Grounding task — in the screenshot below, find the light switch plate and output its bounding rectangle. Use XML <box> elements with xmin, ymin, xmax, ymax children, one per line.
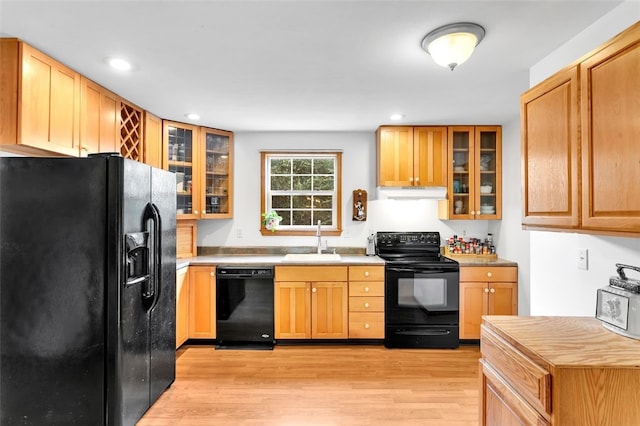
<box><xmin>577</xmin><ymin>248</ymin><xmax>588</xmax><ymax>270</ymax></box>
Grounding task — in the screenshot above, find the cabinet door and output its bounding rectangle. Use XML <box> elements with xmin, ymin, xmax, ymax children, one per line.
<box><xmin>274</xmin><ymin>281</ymin><xmax>311</xmax><ymax>339</ymax></box>
<box><xmin>143</xmin><ymin>111</ymin><xmax>163</xmax><ymax>168</ymax></box>
<box><xmin>459</xmin><ymin>281</ymin><xmax>487</xmax><ymax>340</ymax></box>
<box><xmin>376</xmin><ymin>126</ymin><xmax>414</xmax><ymax>186</ymax></box>
<box><xmin>311</xmin><ymin>282</ymin><xmax>348</xmax><ymax>339</ymax></box>
<box><xmin>80</xmin><ymin>77</ymin><xmax>119</xmax><ymax>155</ymax></box>
<box><xmin>189</xmin><ymin>266</ymin><xmax>216</xmax><ymax>338</ymax></box>
<box><xmin>488</xmin><ymin>282</ymin><xmax>518</xmax><ymax>317</ymax></box>
<box><xmin>176</xmin><ymin>267</ymin><xmax>190</xmax><ymax>348</ymax></box>
<box><xmin>413</xmin><ymin>126</ymin><xmax>448</xmax><ymax>187</ymax></box>
<box><xmin>21</xmin><ymin>43</ymin><xmax>80</xmax><ymax>156</ymax></box>
<box><xmin>164</xmin><ymin>121</ymin><xmax>200</xmax><ymax>219</ymax></box>
<box><xmin>475</xmin><ymin>126</ymin><xmax>502</xmax><ymax>220</ymax></box>
<box><xmin>448</xmin><ymin>126</ymin><xmax>476</xmax><ymax>219</ymax></box>
<box><xmin>521</xmin><ymin>67</ymin><xmax>580</xmax><ymax>229</ymax></box>
<box><xmin>581</xmin><ymin>26</ymin><xmax>640</xmax><ymax>232</ymax></box>
<box><xmin>200</xmin><ymin>128</ymin><xmax>233</xmax><ymax>218</ymax></box>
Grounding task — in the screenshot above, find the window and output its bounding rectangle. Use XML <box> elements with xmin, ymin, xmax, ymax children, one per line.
<box><xmin>261</xmin><ymin>151</ymin><xmax>342</xmax><ymax>236</ymax></box>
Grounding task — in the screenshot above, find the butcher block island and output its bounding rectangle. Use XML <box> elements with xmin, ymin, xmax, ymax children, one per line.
<box><xmin>480</xmin><ymin>316</ymin><xmax>640</xmax><ymax>426</ymax></box>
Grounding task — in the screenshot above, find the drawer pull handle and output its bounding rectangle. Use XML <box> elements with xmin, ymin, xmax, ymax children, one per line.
<box><xmin>364</xmin><ymin>302</ymin><xmax>370</xmax><ymax>308</ymax></box>
<box><xmin>487</xmin><ymin>272</ymin><xmax>493</xmax><ymax>277</ymax></box>
<box><xmin>364</xmin><ymin>323</ymin><xmax>370</xmax><ymax>329</ymax></box>
<box><xmin>364</xmin><ymin>271</ymin><xmax>370</xmax><ymax>277</ymax></box>
<box><xmin>364</xmin><ymin>287</ymin><xmax>369</xmax><ymax>292</ymax></box>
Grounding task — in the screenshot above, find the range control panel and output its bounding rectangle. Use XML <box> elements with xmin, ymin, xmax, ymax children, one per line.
<box><xmin>376</xmin><ymin>232</ymin><xmax>441</xmax><ymax>248</ymax></box>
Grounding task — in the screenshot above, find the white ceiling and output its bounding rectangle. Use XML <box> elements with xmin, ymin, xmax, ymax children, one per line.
<box><xmin>0</xmin><ymin>0</ymin><xmax>623</xmax><ymax>132</ymax></box>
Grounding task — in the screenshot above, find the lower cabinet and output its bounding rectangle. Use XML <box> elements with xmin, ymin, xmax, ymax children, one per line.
<box><xmin>189</xmin><ymin>265</ymin><xmax>216</xmax><ymax>339</ymax></box>
<box><xmin>459</xmin><ymin>265</ymin><xmax>518</xmax><ymax>340</ymax></box>
<box><xmin>348</xmin><ymin>266</ymin><xmax>385</xmax><ymax>338</ymax></box>
<box><xmin>175</xmin><ymin>266</ymin><xmax>190</xmax><ymax>348</ymax></box>
<box><xmin>480</xmin><ymin>316</ymin><xmax>640</xmax><ymax>425</ymax></box>
<box><xmin>274</xmin><ymin>266</ymin><xmax>348</xmax><ymax>339</ymax></box>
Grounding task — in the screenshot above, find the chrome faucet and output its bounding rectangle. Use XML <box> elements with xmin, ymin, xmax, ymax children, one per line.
<box><xmin>316</xmin><ymin>220</ymin><xmax>322</xmax><ymax>254</ymax></box>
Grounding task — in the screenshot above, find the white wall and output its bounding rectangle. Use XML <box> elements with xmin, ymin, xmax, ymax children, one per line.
<box><xmin>528</xmin><ymin>1</ymin><xmax>640</xmax><ymax>316</ymax></box>
<box><xmin>490</xmin><ymin>117</ymin><xmax>531</xmax><ymax>315</ymax></box>
<box><xmin>198</xmin><ymin>131</ymin><xmax>490</xmax><ymax>249</ymax></box>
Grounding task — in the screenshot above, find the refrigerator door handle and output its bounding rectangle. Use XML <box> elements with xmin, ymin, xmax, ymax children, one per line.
<box><xmin>144</xmin><ymin>202</ymin><xmax>162</xmax><ymax>311</ymax></box>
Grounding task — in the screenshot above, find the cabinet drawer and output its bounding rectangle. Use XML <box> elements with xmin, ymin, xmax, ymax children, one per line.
<box><xmin>348</xmin><ymin>266</ymin><xmax>385</xmax><ymax>282</ymax></box>
<box><xmin>349</xmin><ymin>312</ymin><xmax>384</xmax><ymax>338</ymax></box>
<box><xmin>349</xmin><ymin>296</ymin><xmax>384</xmax><ymax>312</ymax></box>
<box><xmin>480</xmin><ymin>359</ymin><xmax>550</xmax><ymax>425</ymax></box>
<box><xmin>276</xmin><ymin>266</ymin><xmax>348</xmax><ymax>282</ymax></box>
<box><xmin>461</xmin><ymin>266</ymin><xmax>517</xmax><ymax>282</ymax></box>
<box><xmin>349</xmin><ymin>281</ymin><xmax>384</xmax><ymax>296</ymax></box>
<box><xmin>481</xmin><ymin>326</ymin><xmax>551</xmax><ymax>416</ymax></box>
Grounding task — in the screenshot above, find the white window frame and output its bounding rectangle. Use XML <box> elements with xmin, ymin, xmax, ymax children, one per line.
<box><xmin>261</xmin><ymin>151</ymin><xmax>342</xmax><ymax>236</ymax></box>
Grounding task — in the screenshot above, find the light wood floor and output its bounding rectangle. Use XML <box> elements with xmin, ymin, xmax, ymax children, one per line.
<box><xmin>138</xmin><ymin>344</ymin><xmax>481</xmax><ymax>426</ymax></box>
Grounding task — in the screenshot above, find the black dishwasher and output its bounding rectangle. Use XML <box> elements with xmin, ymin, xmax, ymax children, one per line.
<box><xmin>216</xmin><ymin>266</ymin><xmax>275</xmax><ymax>349</ymax></box>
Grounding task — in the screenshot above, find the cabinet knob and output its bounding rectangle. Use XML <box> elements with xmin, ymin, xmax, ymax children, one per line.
<box><xmin>484</xmin><ymin>288</ymin><xmax>489</xmax><ymax>293</ymax></box>
<box><xmin>312</xmin><ymin>287</ymin><xmax>317</xmax><ymax>293</ymax></box>
<box><xmin>210</xmin><ymin>272</ymin><xmax>215</xmax><ymax>277</ymax></box>
<box><xmin>194</xmin><ymin>210</ymin><xmax>199</xmax><ymax>215</ymax></box>
<box><xmin>471</xmin><ymin>211</ymin><xmax>476</xmax><ymax>216</ymax></box>
<box><xmin>487</xmin><ymin>272</ymin><xmax>493</xmax><ymax>277</ymax></box>
<box><xmin>490</xmin><ymin>288</ymin><xmax>496</xmax><ymax>294</ymax></box>
<box><xmin>364</xmin><ymin>302</ymin><xmax>370</xmax><ymax>308</ymax></box>
<box><xmin>364</xmin><ymin>323</ymin><xmax>370</xmax><ymax>329</ymax></box>
<box><xmin>364</xmin><ymin>271</ymin><xmax>370</xmax><ymax>277</ymax></box>
<box><xmin>415</xmin><ymin>178</ymin><xmax>420</xmax><ymax>184</ymax></box>
<box><xmin>364</xmin><ymin>287</ymin><xmax>370</xmax><ymax>293</ymax></box>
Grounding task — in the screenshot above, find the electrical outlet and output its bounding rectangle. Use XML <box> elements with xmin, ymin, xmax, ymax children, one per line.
<box><xmin>577</xmin><ymin>248</ymin><xmax>588</xmax><ymax>270</ymax></box>
<box><xmin>236</xmin><ymin>228</ymin><xmax>243</xmax><ymax>238</ymax></box>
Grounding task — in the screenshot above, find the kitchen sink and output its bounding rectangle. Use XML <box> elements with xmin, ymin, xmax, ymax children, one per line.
<box><xmin>281</xmin><ymin>253</ymin><xmax>342</xmax><ymax>263</ymax></box>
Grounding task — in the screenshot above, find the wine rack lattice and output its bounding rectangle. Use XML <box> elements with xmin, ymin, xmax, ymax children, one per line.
<box><xmin>120</xmin><ymin>102</ymin><xmax>143</xmax><ymax>161</ymax></box>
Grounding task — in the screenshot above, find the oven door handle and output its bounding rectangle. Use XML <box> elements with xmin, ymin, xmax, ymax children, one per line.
<box><xmin>387</xmin><ymin>266</ymin><xmax>452</xmax><ymax>274</ymax></box>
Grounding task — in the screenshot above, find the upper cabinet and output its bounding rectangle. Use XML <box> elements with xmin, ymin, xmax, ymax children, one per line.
<box><xmin>521</xmin><ymin>22</ymin><xmax>640</xmax><ymax>235</ymax></box>
<box><xmin>163</xmin><ymin>121</ymin><xmax>233</xmax><ymax>220</ymax></box>
<box><xmin>0</xmin><ymin>38</ymin><xmax>81</xmax><ymax>156</ymax></box>
<box><xmin>80</xmin><ymin>76</ymin><xmax>120</xmax><ymax>156</ymax></box>
<box><xmin>376</xmin><ymin>126</ymin><xmax>447</xmax><ymax>187</ymax></box>
<box><xmin>521</xmin><ymin>67</ymin><xmax>580</xmax><ymax>229</ymax></box>
<box><xmin>439</xmin><ymin>126</ymin><xmax>502</xmax><ymax>220</ymax></box>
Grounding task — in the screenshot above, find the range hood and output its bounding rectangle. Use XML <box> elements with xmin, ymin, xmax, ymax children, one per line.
<box><xmin>376</xmin><ymin>186</ymin><xmax>448</xmax><ymax>200</ymax></box>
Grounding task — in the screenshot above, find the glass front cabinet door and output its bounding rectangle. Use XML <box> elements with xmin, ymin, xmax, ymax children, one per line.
<box><xmin>163</xmin><ymin>121</ymin><xmax>233</xmax><ymax>220</ymax></box>
<box><xmin>440</xmin><ymin>126</ymin><xmax>501</xmax><ymax>220</ymax></box>
<box><xmin>165</xmin><ymin>121</ymin><xmax>198</xmax><ymax>219</ymax></box>
<box><xmin>201</xmin><ymin>129</ymin><xmax>233</xmax><ymax>218</ymax></box>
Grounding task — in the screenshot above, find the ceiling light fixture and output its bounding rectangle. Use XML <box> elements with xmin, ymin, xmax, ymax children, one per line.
<box><xmin>421</xmin><ymin>22</ymin><xmax>485</xmax><ymax>71</ymax></box>
<box><xmin>185</xmin><ymin>113</ymin><xmax>200</xmax><ymax>120</ymax></box>
<box><xmin>107</xmin><ymin>57</ymin><xmax>132</xmax><ymax>71</ymax></box>
<box><xmin>390</xmin><ymin>113</ymin><xmax>405</xmax><ymax>121</ymax></box>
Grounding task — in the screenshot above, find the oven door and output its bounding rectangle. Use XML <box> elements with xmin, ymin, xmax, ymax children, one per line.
<box><xmin>384</xmin><ymin>264</ymin><xmax>459</xmax><ymax>348</ymax></box>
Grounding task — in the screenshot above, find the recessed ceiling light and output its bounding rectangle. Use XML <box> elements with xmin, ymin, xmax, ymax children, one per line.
<box><xmin>390</xmin><ymin>113</ymin><xmax>405</xmax><ymax>121</ymax></box>
<box><xmin>185</xmin><ymin>113</ymin><xmax>200</xmax><ymax>120</ymax></box>
<box><xmin>107</xmin><ymin>57</ymin><xmax>132</xmax><ymax>71</ymax></box>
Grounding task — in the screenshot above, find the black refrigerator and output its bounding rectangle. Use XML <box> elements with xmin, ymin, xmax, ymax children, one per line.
<box><xmin>0</xmin><ymin>154</ymin><xmax>177</xmax><ymax>426</ymax></box>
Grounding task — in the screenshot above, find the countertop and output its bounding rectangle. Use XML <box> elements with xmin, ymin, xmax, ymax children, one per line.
<box><xmin>176</xmin><ymin>253</ymin><xmax>516</xmax><ymax>269</ymax></box>
<box><xmin>446</xmin><ymin>256</ymin><xmax>518</xmax><ymax>267</ymax></box>
<box><xmin>177</xmin><ymin>254</ymin><xmax>385</xmax><ymax>269</ymax></box>
<box><xmin>482</xmin><ymin>315</ymin><xmax>640</xmax><ymax>368</ymax></box>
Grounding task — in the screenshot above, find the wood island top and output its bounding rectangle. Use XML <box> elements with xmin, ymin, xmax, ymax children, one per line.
<box><xmin>482</xmin><ymin>315</ymin><xmax>640</xmax><ymax>369</ymax></box>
